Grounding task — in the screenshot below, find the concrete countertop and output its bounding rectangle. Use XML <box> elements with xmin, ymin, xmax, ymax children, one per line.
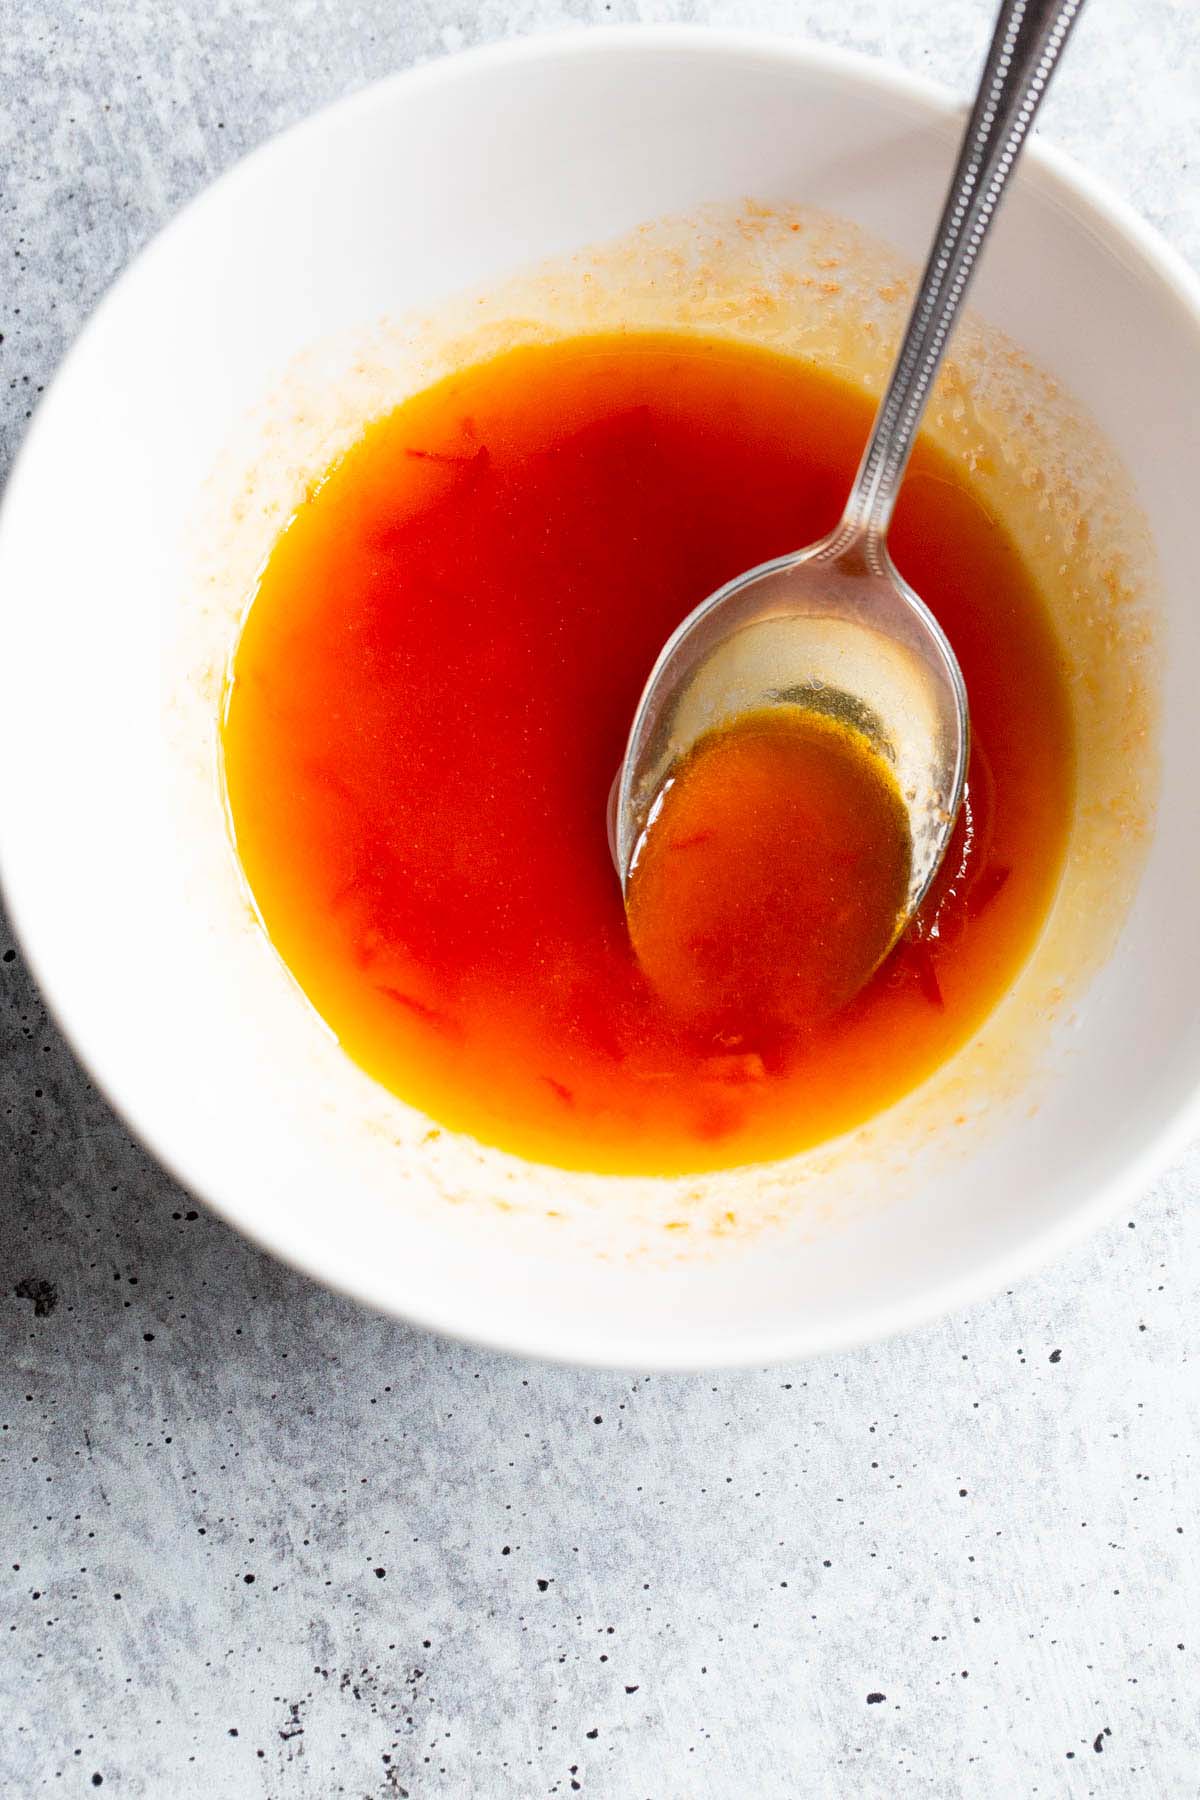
<box><xmin>2</xmin><ymin>2</ymin><xmax>1198</xmax><ymax>1793</ymax></box>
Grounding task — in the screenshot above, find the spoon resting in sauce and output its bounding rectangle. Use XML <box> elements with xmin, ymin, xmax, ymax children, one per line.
<box><xmin>615</xmin><ymin>0</ymin><xmax>1084</xmax><ymax>1019</ymax></box>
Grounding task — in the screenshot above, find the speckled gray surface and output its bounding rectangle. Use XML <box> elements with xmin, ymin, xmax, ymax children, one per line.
<box><xmin>2</xmin><ymin>1</ymin><xmax>1199</xmax><ymax>1794</ymax></box>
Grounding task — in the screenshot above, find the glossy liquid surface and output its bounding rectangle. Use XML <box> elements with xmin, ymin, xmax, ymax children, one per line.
<box><xmin>627</xmin><ymin>708</ymin><xmax>912</xmax><ymax>1033</ymax></box>
<box><xmin>223</xmin><ymin>333</ymin><xmax>1073</xmax><ymax>1174</ymax></box>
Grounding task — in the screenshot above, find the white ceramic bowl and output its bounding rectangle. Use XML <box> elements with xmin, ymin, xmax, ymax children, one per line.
<box><xmin>3</xmin><ymin>29</ymin><xmax>1199</xmax><ymax>1367</ymax></box>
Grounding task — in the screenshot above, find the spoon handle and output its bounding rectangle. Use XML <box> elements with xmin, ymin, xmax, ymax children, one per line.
<box><xmin>832</xmin><ymin>0</ymin><xmax>1085</xmax><ymax>559</ymax></box>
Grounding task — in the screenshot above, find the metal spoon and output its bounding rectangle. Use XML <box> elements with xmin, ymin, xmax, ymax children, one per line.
<box><xmin>613</xmin><ymin>0</ymin><xmax>1084</xmax><ymax>932</ymax></box>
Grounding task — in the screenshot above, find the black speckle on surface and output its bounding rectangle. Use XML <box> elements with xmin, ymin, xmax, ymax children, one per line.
<box><xmin>13</xmin><ymin>1276</ymin><xmax>58</xmax><ymax>1317</ymax></box>
<box><xmin>1095</xmin><ymin>1728</ymin><xmax>1112</xmax><ymax>1752</ymax></box>
<box><xmin>243</xmin><ymin>1573</ymin><xmax>255</xmax><ymax>1585</ymax></box>
<box><xmin>1050</xmin><ymin>1348</ymin><xmax>1062</xmax><ymax>1363</ymax></box>
<box><xmin>91</xmin><ymin>1779</ymin><xmax>102</xmax><ymax>1790</ymax></box>
<box><xmin>537</xmin><ymin>1578</ymin><xmax>552</xmax><ymax>1592</ymax></box>
<box><xmin>278</xmin><ymin>1701</ymin><xmax>305</xmax><ymax>1742</ymax></box>
<box><xmin>374</xmin><ymin>1566</ymin><xmax>386</xmax><ymax>1578</ymax></box>
<box><xmin>866</xmin><ymin>1692</ymin><xmax>886</xmax><ymax>1704</ymax></box>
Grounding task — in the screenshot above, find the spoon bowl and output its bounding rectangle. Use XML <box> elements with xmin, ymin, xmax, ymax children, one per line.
<box><xmin>615</xmin><ymin>535</ymin><xmax>969</xmax><ymax>936</ymax></box>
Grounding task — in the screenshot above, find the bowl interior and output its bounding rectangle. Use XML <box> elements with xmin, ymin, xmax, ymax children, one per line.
<box><xmin>2</xmin><ymin>32</ymin><xmax>1198</xmax><ymax>1365</ymax></box>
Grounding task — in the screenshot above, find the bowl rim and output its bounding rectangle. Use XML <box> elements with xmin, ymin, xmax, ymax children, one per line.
<box><xmin>3</xmin><ymin>23</ymin><xmax>1200</xmax><ymax>1369</ymax></box>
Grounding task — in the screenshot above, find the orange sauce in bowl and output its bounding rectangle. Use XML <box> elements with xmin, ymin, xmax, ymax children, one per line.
<box><xmin>221</xmin><ymin>332</ymin><xmax>1073</xmax><ymax>1175</ymax></box>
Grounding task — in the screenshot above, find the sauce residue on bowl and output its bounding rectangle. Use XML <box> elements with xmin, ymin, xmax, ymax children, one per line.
<box><xmin>222</xmin><ymin>331</ymin><xmax>1073</xmax><ymax>1175</ymax></box>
